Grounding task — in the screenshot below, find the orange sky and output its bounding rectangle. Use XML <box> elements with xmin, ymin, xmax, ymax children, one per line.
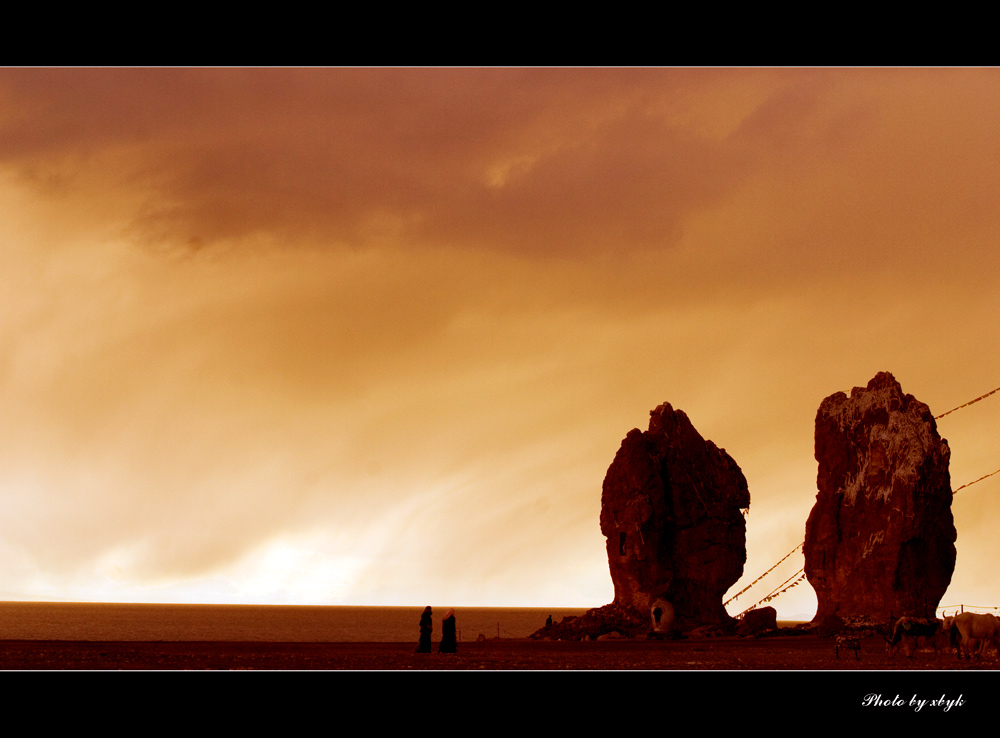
<box><xmin>1</xmin><ymin>68</ymin><xmax>998</xmax><ymax>619</ymax></box>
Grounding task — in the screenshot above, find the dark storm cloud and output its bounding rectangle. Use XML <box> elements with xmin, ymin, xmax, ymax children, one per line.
<box><xmin>0</xmin><ymin>68</ymin><xmax>845</xmax><ymax>258</ymax></box>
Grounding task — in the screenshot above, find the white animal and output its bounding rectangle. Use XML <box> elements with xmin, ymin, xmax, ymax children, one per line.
<box><xmin>942</xmin><ymin>612</ymin><xmax>1000</xmax><ymax>659</ymax></box>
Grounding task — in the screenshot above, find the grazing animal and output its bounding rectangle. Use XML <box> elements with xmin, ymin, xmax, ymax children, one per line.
<box><xmin>885</xmin><ymin>617</ymin><xmax>941</xmax><ymax>658</ymax></box>
<box><xmin>942</xmin><ymin>612</ymin><xmax>1000</xmax><ymax>660</ymax></box>
<box><xmin>836</xmin><ymin>633</ymin><xmax>860</xmax><ymax>660</ymax></box>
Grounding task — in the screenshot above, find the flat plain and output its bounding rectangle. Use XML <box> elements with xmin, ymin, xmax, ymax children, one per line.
<box><xmin>0</xmin><ymin>635</ymin><xmax>995</xmax><ymax>670</ymax></box>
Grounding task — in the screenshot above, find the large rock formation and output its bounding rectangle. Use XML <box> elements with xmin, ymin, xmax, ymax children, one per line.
<box><xmin>599</xmin><ymin>402</ymin><xmax>750</xmax><ymax>632</ymax></box>
<box><xmin>804</xmin><ymin>372</ymin><xmax>956</xmax><ymax>623</ymax></box>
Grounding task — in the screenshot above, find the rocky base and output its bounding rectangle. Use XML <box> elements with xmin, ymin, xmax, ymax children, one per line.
<box><xmin>529</xmin><ymin>602</ymin><xmax>739</xmax><ymax>641</ymax></box>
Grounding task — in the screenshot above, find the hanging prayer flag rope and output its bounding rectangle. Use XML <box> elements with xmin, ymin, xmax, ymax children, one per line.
<box><xmin>737</xmin><ymin>568</ymin><xmax>807</xmax><ymax>617</ymax></box>
<box><xmin>954</xmin><ymin>467</ymin><xmax>1000</xmax><ymax>494</ymax></box>
<box><xmin>935</xmin><ymin>384</ymin><xmax>1000</xmax><ymax>419</ymax></box>
<box><xmin>724</xmin><ymin>543</ymin><xmax>803</xmax><ymax>606</ymax></box>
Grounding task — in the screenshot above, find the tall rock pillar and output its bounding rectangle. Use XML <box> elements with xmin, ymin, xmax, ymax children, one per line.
<box><xmin>804</xmin><ymin>372</ymin><xmax>956</xmax><ymax>622</ymax></box>
<box><xmin>600</xmin><ymin>403</ymin><xmax>750</xmax><ymax>632</ymax></box>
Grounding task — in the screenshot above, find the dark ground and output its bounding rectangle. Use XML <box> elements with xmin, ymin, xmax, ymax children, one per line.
<box><xmin>0</xmin><ymin>635</ymin><xmax>996</xmax><ymax>670</ymax></box>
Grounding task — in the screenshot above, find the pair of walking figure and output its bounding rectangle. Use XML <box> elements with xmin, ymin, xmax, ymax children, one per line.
<box><xmin>416</xmin><ymin>606</ymin><xmax>456</xmax><ymax>653</ymax></box>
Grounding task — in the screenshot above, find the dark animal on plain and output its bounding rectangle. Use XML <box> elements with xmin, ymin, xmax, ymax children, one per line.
<box><xmin>885</xmin><ymin>617</ymin><xmax>940</xmax><ymax>658</ymax></box>
<box><xmin>836</xmin><ymin>633</ymin><xmax>860</xmax><ymax>660</ymax></box>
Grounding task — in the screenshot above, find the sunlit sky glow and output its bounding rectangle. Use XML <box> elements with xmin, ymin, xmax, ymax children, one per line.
<box><xmin>2</xmin><ymin>68</ymin><xmax>999</xmax><ymax>619</ymax></box>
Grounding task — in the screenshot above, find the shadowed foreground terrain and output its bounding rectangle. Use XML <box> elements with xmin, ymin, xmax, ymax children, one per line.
<box><xmin>1</xmin><ymin>636</ymin><xmax>997</xmax><ymax>670</ymax></box>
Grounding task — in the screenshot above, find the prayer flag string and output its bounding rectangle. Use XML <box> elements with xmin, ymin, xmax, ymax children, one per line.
<box><xmin>724</xmin><ymin>543</ymin><xmax>802</xmax><ymax>606</ymax></box>
<box><xmin>935</xmin><ymin>384</ymin><xmax>1000</xmax><ymax>419</ymax></box>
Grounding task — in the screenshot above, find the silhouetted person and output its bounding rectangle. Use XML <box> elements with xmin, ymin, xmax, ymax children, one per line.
<box><xmin>439</xmin><ymin>609</ymin><xmax>457</xmax><ymax>653</ymax></box>
<box><xmin>546</xmin><ymin>614</ymin><xmax>552</xmax><ymax>627</ymax></box>
<box><xmin>416</xmin><ymin>606</ymin><xmax>433</xmax><ymax>653</ymax></box>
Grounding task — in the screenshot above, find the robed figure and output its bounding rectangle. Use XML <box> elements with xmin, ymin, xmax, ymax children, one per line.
<box><xmin>438</xmin><ymin>609</ymin><xmax>457</xmax><ymax>653</ymax></box>
<box><xmin>416</xmin><ymin>606</ymin><xmax>433</xmax><ymax>653</ymax></box>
